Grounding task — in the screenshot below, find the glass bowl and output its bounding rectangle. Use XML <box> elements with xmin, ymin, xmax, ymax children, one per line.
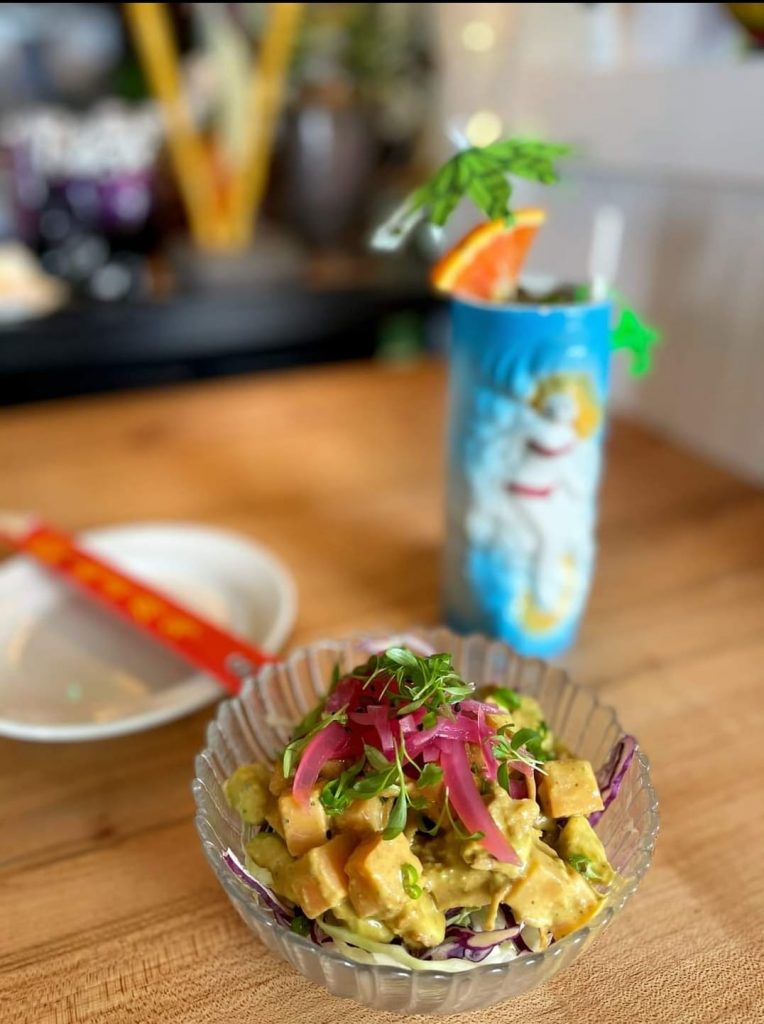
<box><xmin>193</xmin><ymin>628</ymin><xmax>659</xmax><ymax>1015</ymax></box>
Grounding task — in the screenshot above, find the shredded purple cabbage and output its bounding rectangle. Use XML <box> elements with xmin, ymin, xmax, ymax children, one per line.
<box><xmin>415</xmin><ymin>906</ymin><xmax>522</xmax><ymax>963</ymax></box>
<box><xmin>222</xmin><ymin>848</ymin><xmax>295</xmax><ymax>928</ymax></box>
<box><xmin>421</xmin><ymin>923</ymin><xmax>522</xmax><ymax>963</ymax></box>
<box><xmin>589</xmin><ymin>734</ymin><xmax>637</xmax><ymax>826</ymax></box>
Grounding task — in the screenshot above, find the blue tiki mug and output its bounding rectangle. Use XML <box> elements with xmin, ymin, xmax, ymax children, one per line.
<box><xmin>443</xmin><ymin>295</ymin><xmax>613</xmax><ymax>658</ymax></box>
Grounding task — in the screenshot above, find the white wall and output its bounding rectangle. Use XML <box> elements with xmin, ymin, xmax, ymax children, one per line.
<box><xmin>432</xmin><ymin>4</ymin><xmax>764</xmax><ymax>483</ymax></box>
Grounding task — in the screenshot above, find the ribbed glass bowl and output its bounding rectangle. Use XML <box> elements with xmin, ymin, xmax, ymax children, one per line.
<box><xmin>193</xmin><ymin>628</ymin><xmax>658</xmax><ymax>1015</ymax></box>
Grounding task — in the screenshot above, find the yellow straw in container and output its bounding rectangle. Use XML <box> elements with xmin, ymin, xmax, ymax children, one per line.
<box><xmin>226</xmin><ymin>3</ymin><xmax>304</xmax><ymax>248</ymax></box>
<box><xmin>124</xmin><ymin>2</ymin><xmax>216</xmax><ymax>247</ymax></box>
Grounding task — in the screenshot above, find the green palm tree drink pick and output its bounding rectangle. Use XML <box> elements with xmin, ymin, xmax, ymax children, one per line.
<box><xmin>373</xmin><ymin>136</ymin><xmax>660</xmax><ymax>656</ymax></box>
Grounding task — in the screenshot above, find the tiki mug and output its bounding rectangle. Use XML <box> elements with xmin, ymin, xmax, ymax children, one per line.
<box><xmin>443</xmin><ymin>296</ymin><xmax>612</xmax><ymax>658</ymax></box>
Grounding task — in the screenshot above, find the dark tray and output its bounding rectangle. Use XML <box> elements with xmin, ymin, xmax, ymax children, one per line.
<box><xmin>0</xmin><ymin>285</ymin><xmax>438</xmax><ymax>405</ymax></box>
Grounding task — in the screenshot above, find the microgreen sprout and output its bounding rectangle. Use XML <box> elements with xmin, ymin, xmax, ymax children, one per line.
<box><xmin>492</xmin><ymin>726</ymin><xmax>549</xmax><ymax>775</ymax></box>
<box><xmin>282</xmin><ymin>706</ymin><xmax>348</xmax><ymax>778</ymax></box>
<box><xmin>359</xmin><ymin>649</ymin><xmax>474</xmax><ymax>715</ymax></box>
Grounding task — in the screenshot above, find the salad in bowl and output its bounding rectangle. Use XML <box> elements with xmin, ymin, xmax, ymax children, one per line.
<box><xmin>194</xmin><ymin>630</ymin><xmax>657</xmax><ymax>1013</ymax></box>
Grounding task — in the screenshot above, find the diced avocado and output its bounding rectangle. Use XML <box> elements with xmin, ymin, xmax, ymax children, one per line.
<box><xmin>482</xmin><ymin>692</ymin><xmax>556</xmax><ymax>757</ymax></box>
<box><xmin>506</xmin><ymin>842</ymin><xmax>602</xmax><ymax>940</ymax></box>
<box><xmin>513</xmin><ymin>695</ymin><xmax>546</xmax><ymax>732</ymax></box>
<box><xmin>268</xmin><ymin>760</ymin><xmax>290</xmax><ymax>796</ymax></box>
<box><xmin>538</xmin><ymin>759</ymin><xmax>604</xmax><ymax>819</ymax></box>
<box><xmin>346</xmin><ymin>832</ymin><xmax>421</xmax><ymax>919</ymax></box>
<box><xmin>291</xmin><ymin>833</ymin><xmax>356</xmax><ymax>918</ymax></box>
<box><xmin>331</xmin><ymin>900</ymin><xmax>394</xmax><ymax>943</ymax></box>
<box><xmin>245</xmin><ymin>832</ymin><xmax>297</xmax><ymax>902</ymax></box>
<box><xmin>279</xmin><ymin>787</ymin><xmax>329</xmax><ymax>856</ymax></box>
<box><xmin>556</xmin><ymin>815</ymin><xmax>615</xmax><ymax>886</ymax></box>
<box><xmin>332</xmin><ymin>796</ymin><xmax>387</xmax><ymax>835</ymax></box>
<box><xmin>390</xmin><ymin>890</ymin><xmax>446</xmax><ymax>949</ymax></box>
<box><xmin>224</xmin><ymin>764</ymin><xmax>271</xmax><ymax>825</ymax></box>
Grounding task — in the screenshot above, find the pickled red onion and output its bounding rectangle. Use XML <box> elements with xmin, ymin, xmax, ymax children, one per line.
<box><xmin>440</xmin><ymin>741</ymin><xmax>519</xmax><ymax>864</ymax></box>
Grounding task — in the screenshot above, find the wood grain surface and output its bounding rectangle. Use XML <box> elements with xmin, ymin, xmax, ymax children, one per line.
<box><xmin>1</xmin><ymin>360</ymin><xmax>763</xmax><ymax>1024</ymax></box>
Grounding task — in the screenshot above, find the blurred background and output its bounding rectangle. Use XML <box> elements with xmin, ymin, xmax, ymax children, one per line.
<box><xmin>1</xmin><ymin>2</ymin><xmax>763</xmax><ymax>482</ymax></box>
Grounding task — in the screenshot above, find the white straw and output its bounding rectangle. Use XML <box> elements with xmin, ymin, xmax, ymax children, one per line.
<box><xmin>588</xmin><ymin>204</ymin><xmax>624</xmax><ymax>302</ymax></box>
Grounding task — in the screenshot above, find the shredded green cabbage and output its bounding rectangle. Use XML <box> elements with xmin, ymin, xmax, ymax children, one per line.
<box><xmin>318</xmin><ymin>919</ymin><xmax>489</xmax><ymax>973</ymax></box>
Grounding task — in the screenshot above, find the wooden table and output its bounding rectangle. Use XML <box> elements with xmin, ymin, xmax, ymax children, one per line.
<box><xmin>1</xmin><ymin>361</ymin><xmax>763</xmax><ymax>1024</ymax></box>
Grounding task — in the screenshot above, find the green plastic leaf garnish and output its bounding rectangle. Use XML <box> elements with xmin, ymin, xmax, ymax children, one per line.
<box><xmin>611</xmin><ymin>304</ymin><xmax>661</xmax><ymax>376</ymax></box>
<box><xmin>371</xmin><ymin>137</ymin><xmax>570</xmax><ymax>249</ymax></box>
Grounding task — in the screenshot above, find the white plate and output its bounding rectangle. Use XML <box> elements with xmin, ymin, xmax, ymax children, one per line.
<box><xmin>0</xmin><ymin>522</ymin><xmax>297</xmax><ymax>742</ymax></box>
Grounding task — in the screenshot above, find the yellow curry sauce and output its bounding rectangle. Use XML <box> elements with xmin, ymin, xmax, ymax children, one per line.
<box><xmin>224</xmin><ymin>649</ymin><xmax>615</xmax><ymax>957</ymax></box>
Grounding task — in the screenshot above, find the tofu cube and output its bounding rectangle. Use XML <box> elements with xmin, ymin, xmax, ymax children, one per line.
<box><xmin>538</xmin><ymin>759</ymin><xmax>604</xmax><ymax>819</ymax></box>
<box><xmin>291</xmin><ymin>834</ymin><xmax>356</xmax><ymax>918</ymax></box>
<box><xmin>332</xmin><ymin>796</ymin><xmax>387</xmax><ymax>835</ymax></box>
<box><xmin>507</xmin><ymin>845</ymin><xmax>601</xmax><ymax>940</ymax></box>
<box><xmin>391</xmin><ymin>891</ymin><xmax>446</xmax><ymax>949</ymax></box>
<box><xmin>346</xmin><ymin>832</ymin><xmax>421</xmax><ymax>919</ymax></box>
<box><xmin>279</xmin><ymin>786</ymin><xmax>328</xmax><ymax>856</ymax></box>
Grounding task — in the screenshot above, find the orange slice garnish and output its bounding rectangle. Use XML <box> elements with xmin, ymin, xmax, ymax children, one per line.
<box><xmin>430</xmin><ymin>208</ymin><xmax>546</xmax><ymax>302</ymax></box>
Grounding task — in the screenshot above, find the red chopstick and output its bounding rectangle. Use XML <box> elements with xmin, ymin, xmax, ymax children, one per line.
<box><xmin>0</xmin><ymin>517</ymin><xmax>278</xmax><ymax>694</ymax></box>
